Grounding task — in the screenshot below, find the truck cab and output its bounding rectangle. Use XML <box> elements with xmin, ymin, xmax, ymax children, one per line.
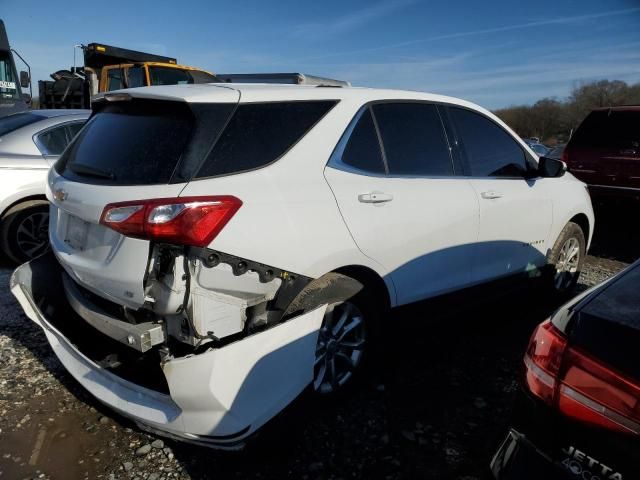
<box><xmin>38</xmin><ymin>42</ymin><xmax>219</xmax><ymax>109</ymax></box>
<box><xmin>0</xmin><ymin>19</ymin><xmax>29</xmax><ymax>117</ymax></box>
<box><xmin>101</xmin><ymin>61</ymin><xmax>218</xmax><ymax>92</ymax></box>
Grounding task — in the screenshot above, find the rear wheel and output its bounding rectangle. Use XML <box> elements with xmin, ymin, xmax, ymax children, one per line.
<box><xmin>546</xmin><ymin>222</ymin><xmax>586</xmax><ymax>296</ymax></box>
<box><xmin>313</xmin><ymin>301</ymin><xmax>367</xmax><ymax>394</ymax></box>
<box><xmin>0</xmin><ymin>200</ymin><xmax>50</xmax><ymax>265</ymax></box>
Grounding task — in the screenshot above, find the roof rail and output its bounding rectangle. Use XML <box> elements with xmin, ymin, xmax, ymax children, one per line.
<box><xmin>216</xmin><ymin>73</ymin><xmax>350</xmax><ymax>87</ymax></box>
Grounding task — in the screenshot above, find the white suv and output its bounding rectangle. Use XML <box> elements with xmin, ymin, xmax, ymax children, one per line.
<box><xmin>12</xmin><ymin>84</ymin><xmax>594</xmax><ymax>448</ymax></box>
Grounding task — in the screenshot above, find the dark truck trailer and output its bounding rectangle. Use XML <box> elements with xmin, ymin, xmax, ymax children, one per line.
<box><xmin>0</xmin><ymin>19</ymin><xmax>29</xmax><ymax>117</ymax></box>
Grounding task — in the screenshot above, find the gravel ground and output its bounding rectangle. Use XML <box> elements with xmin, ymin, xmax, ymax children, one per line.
<box><xmin>0</xmin><ymin>253</ymin><xmax>630</xmax><ymax>480</ymax></box>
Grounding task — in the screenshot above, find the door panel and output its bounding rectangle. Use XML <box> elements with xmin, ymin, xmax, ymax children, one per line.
<box><xmin>445</xmin><ymin>106</ymin><xmax>554</xmax><ymax>282</ymax></box>
<box><xmin>325</xmin><ymin>168</ymin><xmax>479</xmax><ymax>304</ymax></box>
<box><xmin>325</xmin><ymin>103</ymin><xmax>480</xmax><ymax>304</ymax></box>
<box><xmin>467</xmin><ymin>178</ymin><xmax>552</xmax><ymax>282</ymax></box>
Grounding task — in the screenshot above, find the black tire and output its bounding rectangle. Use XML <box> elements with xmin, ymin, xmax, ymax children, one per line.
<box><xmin>545</xmin><ymin>221</ymin><xmax>586</xmax><ymax>297</ymax></box>
<box><xmin>312</xmin><ymin>274</ymin><xmax>381</xmax><ymax>396</ymax></box>
<box><xmin>0</xmin><ymin>200</ymin><xmax>51</xmax><ymax>265</ymax></box>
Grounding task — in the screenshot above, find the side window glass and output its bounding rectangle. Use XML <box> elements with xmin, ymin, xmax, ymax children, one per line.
<box><xmin>36</xmin><ymin>125</ymin><xmax>70</xmax><ymax>155</ymax></box>
<box><xmin>340</xmin><ymin>108</ymin><xmax>386</xmax><ymax>174</ymax></box>
<box><xmin>149</xmin><ymin>67</ymin><xmax>192</xmax><ymax>86</ymax></box>
<box><xmin>372</xmin><ymin>103</ymin><xmax>453</xmax><ymax>176</ymax></box>
<box><xmin>450</xmin><ymin>107</ymin><xmax>528</xmax><ymax>177</ymax></box>
<box><xmin>66</xmin><ymin>122</ymin><xmax>84</xmax><ymax>141</ymax></box>
<box><xmin>127</xmin><ymin>66</ymin><xmax>146</xmax><ymax>88</ymax></box>
<box><xmin>107</xmin><ymin>68</ymin><xmax>124</xmax><ymax>91</ymax></box>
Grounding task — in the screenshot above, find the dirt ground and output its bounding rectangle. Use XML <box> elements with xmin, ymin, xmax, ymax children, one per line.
<box><xmin>0</xmin><ymin>203</ymin><xmax>637</xmax><ymax>480</ymax></box>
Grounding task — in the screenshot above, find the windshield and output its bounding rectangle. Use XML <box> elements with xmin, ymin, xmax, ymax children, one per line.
<box><xmin>148</xmin><ymin>66</ymin><xmax>219</xmax><ymax>86</ymax></box>
<box><xmin>0</xmin><ymin>50</ymin><xmax>21</xmax><ymax>101</ymax></box>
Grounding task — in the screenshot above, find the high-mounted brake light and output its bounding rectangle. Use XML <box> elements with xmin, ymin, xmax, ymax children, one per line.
<box><xmin>99</xmin><ymin>196</ymin><xmax>242</xmax><ymax>247</ymax></box>
<box><xmin>524</xmin><ymin>319</ymin><xmax>640</xmax><ymax>435</ymax></box>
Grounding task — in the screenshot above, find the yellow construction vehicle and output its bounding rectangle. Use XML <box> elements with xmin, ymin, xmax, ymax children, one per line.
<box><xmin>40</xmin><ymin>43</ymin><xmax>218</xmax><ymax>109</ymax></box>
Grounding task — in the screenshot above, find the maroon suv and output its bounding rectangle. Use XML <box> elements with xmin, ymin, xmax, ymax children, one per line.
<box><xmin>563</xmin><ymin>106</ymin><xmax>640</xmax><ymax>201</ymax></box>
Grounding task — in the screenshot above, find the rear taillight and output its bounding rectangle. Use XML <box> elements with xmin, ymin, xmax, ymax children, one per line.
<box><xmin>100</xmin><ymin>196</ymin><xmax>242</xmax><ymax>247</ymax></box>
<box><xmin>561</xmin><ymin>148</ymin><xmax>569</xmax><ymax>164</ymax></box>
<box><xmin>524</xmin><ymin>319</ymin><xmax>640</xmax><ymax>435</ymax></box>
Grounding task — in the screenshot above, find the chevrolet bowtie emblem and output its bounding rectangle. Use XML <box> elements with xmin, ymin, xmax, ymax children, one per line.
<box><xmin>53</xmin><ymin>188</ymin><xmax>68</xmax><ymax>202</ymax></box>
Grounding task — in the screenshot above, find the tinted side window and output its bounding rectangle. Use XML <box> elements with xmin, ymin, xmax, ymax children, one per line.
<box><xmin>572</xmin><ymin>110</ymin><xmax>640</xmax><ymax>149</ymax></box>
<box><xmin>66</xmin><ymin>122</ymin><xmax>84</xmax><ymax>139</ymax></box>
<box><xmin>127</xmin><ymin>66</ymin><xmax>146</xmax><ymax>88</ymax></box>
<box><xmin>450</xmin><ymin>107</ymin><xmax>527</xmax><ymax>177</ymax></box>
<box><xmin>373</xmin><ymin>103</ymin><xmax>452</xmax><ymax>176</ymax></box>
<box><xmin>340</xmin><ymin>108</ymin><xmax>385</xmax><ymax>174</ymax></box>
<box><xmin>149</xmin><ymin>67</ymin><xmax>192</xmax><ymax>85</ymax></box>
<box><xmin>107</xmin><ymin>68</ymin><xmax>124</xmax><ymax>91</ymax></box>
<box><xmin>197</xmin><ymin>101</ymin><xmax>336</xmax><ymax>178</ymax></box>
<box><xmin>37</xmin><ymin>125</ymin><xmax>69</xmax><ymax>155</ymax></box>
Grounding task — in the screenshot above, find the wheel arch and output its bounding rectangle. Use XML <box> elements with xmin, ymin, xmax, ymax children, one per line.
<box><xmin>332</xmin><ymin>264</ymin><xmax>392</xmax><ymax>312</ymax></box>
<box><xmin>568</xmin><ymin>213</ymin><xmax>590</xmax><ymax>245</ymax></box>
<box><xmin>1</xmin><ymin>194</ymin><xmax>48</xmax><ymax>220</ymax></box>
<box><xmin>281</xmin><ymin>264</ymin><xmax>392</xmax><ymax>321</ymax></box>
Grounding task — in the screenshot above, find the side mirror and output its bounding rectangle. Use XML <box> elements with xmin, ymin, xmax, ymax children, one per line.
<box><xmin>538</xmin><ymin>156</ymin><xmax>567</xmax><ymax>178</ymax></box>
<box><xmin>22</xmin><ymin>93</ymin><xmax>31</xmax><ymax>105</ymax></box>
<box><xmin>20</xmin><ymin>70</ymin><xmax>30</xmax><ymax>88</ymax></box>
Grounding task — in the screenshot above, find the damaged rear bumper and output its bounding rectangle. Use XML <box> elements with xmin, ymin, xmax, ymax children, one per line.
<box><xmin>10</xmin><ymin>252</ymin><xmax>326</xmax><ymax>449</ymax></box>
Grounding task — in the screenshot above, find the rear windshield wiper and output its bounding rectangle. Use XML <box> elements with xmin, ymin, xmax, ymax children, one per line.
<box><xmin>67</xmin><ymin>163</ymin><xmax>115</xmax><ymax>180</ymax></box>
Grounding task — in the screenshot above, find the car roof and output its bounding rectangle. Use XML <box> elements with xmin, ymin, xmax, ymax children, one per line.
<box><xmin>103</xmin><ymin>83</ymin><xmax>486</xmax><ymax>112</ymax></box>
<box><xmin>580</xmin><ymin>259</ymin><xmax>640</xmax><ymax>330</ymax></box>
<box><xmin>592</xmin><ymin>105</ymin><xmax>640</xmax><ymax>112</ymax></box>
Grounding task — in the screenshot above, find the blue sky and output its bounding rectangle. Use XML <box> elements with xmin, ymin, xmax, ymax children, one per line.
<box><xmin>3</xmin><ymin>0</ymin><xmax>640</xmax><ymax>108</ymax></box>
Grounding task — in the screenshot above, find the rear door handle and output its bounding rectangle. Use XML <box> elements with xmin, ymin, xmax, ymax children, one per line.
<box><xmin>358</xmin><ymin>192</ymin><xmax>394</xmax><ymax>204</ymax></box>
<box><xmin>480</xmin><ymin>190</ymin><xmax>503</xmax><ymax>199</ymax></box>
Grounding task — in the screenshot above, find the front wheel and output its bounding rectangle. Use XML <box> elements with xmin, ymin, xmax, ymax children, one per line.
<box><xmin>546</xmin><ymin>222</ymin><xmax>586</xmax><ymax>296</ymax></box>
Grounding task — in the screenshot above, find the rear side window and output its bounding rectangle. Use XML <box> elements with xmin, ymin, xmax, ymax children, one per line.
<box><xmin>450</xmin><ymin>107</ymin><xmax>528</xmax><ymax>177</ymax></box>
<box><xmin>340</xmin><ymin>108</ymin><xmax>386</xmax><ymax>174</ymax></box>
<box><xmin>56</xmin><ymin>100</ymin><xmax>195</xmax><ymax>185</ymax></box>
<box><xmin>36</xmin><ymin>125</ymin><xmax>70</xmax><ymax>155</ymax></box>
<box><xmin>372</xmin><ymin>103</ymin><xmax>453</xmax><ymax>176</ymax></box>
<box><xmin>196</xmin><ymin>101</ymin><xmax>336</xmax><ymax>178</ymax></box>
<box><xmin>571</xmin><ymin>110</ymin><xmax>640</xmax><ymax>149</ymax></box>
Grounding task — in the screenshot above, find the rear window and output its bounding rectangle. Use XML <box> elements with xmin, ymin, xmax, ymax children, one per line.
<box><xmin>571</xmin><ymin>109</ymin><xmax>640</xmax><ymax>149</ymax></box>
<box><xmin>196</xmin><ymin>101</ymin><xmax>337</xmax><ymax>178</ymax></box>
<box><xmin>0</xmin><ymin>112</ymin><xmax>43</xmax><ymax>137</ymax></box>
<box><xmin>56</xmin><ymin>99</ymin><xmax>197</xmax><ymax>185</ymax></box>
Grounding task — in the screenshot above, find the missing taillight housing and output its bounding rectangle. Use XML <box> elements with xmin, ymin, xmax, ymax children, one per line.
<box><xmin>99</xmin><ymin>196</ymin><xmax>242</xmax><ymax>247</ymax></box>
<box><xmin>524</xmin><ymin>319</ymin><xmax>640</xmax><ymax>435</ymax></box>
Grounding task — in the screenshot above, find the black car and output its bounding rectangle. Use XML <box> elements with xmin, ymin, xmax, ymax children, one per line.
<box><xmin>491</xmin><ymin>260</ymin><xmax>640</xmax><ymax>480</ymax></box>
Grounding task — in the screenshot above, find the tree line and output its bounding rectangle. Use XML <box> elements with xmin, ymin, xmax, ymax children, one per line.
<box><xmin>494</xmin><ymin>80</ymin><xmax>640</xmax><ymax>145</ymax></box>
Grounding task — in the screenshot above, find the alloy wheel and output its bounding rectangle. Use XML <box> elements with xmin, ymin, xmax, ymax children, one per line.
<box><xmin>554</xmin><ymin>236</ymin><xmax>580</xmax><ymax>291</ymax></box>
<box><xmin>15</xmin><ymin>211</ymin><xmax>50</xmax><ymax>260</ymax></box>
<box><xmin>313</xmin><ymin>301</ymin><xmax>366</xmax><ymax>394</ymax></box>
